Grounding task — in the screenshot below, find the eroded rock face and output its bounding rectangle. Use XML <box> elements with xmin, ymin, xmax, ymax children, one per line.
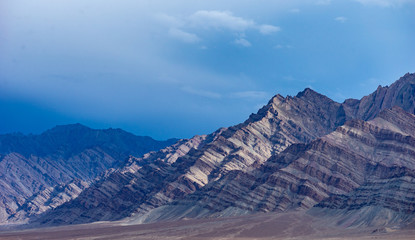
<box><xmin>29</xmin><ymin>134</ymin><xmax>209</xmax><ymax>225</ymax></box>
<box><xmin>0</xmin><ymin>124</ymin><xmax>177</xmax><ymax>224</ymax></box>
<box><xmin>33</xmin><ymin>88</ymin><xmax>348</xmax><ymax>225</ymax></box>
<box><xmin>138</xmin><ymin>107</ymin><xmax>414</xmax><ymax>225</ymax></box>
<box><xmin>30</xmin><ymin>73</ymin><xmax>415</xmax><ymax>227</ymax></box>
<box><xmin>312</xmin><ymin>109</ymin><xmax>415</xmax><ymax>227</ymax></box>
<box><xmin>8</xmin><ymin>179</ymin><xmax>91</xmax><ymax>224</ymax></box>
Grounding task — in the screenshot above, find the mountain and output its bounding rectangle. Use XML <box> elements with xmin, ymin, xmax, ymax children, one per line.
<box><xmin>311</xmin><ymin>108</ymin><xmax>415</xmax><ymax>227</ymax></box>
<box><xmin>0</xmin><ymin>124</ymin><xmax>177</xmax><ymax>224</ymax></box>
<box><xmin>135</xmin><ymin>107</ymin><xmax>415</xmax><ymax>227</ymax></box>
<box><xmin>16</xmin><ymin>71</ymin><xmax>415</xmax><ymax>229</ymax></box>
<box><xmin>31</xmin><ymin>73</ymin><xmax>415</xmax><ymax>227</ymax></box>
<box><xmin>31</xmin><ymin>84</ymin><xmax>354</xmax><ymax>225</ymax></box>
<box><xmin>342</xmin><ymin>72</ymin><xmax>415</xmax><ymax>120</ymax></box>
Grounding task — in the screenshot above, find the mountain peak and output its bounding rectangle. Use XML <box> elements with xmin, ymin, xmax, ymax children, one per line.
<box><xmin>383</xmin><ymin>72</ymin><xmax>415</xmax><ymax>91</ymax></box>
<box><xmin>295</xmin><ymin>87</ymin><xmax>329</xmax><ymax>100</ymax></box>
<box><xmin>341</xmin><ymin>72</ymin><xmax>415</xmax><ymax>120</ymax></box>
<box><xmin>46</xmin><ymin>123</ymin><xmax>91</xmax><ymax>134</ymax></box>
<box><xmin>402</xmin><ymin>72</ymin><xmax>415</xmax><ymax>79</ymax></box>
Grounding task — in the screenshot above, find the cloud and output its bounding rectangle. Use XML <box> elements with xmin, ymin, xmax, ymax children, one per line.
<box><xmin>234</xmin><ymin>38</ymin><xmax>252</xmax><ymax>47</ymax></box>
<box><xmin>353</xmin><ymin>0</ymin><xmax>415</xmax><ymax>7</ymax></box>
<box><xmin>334</xmin><ymin>16</ymin><xmax>347</xmax><ymax>23</ymax></box>
<box><xmin>168</xmin><ymin>28</ymin><xmax>200</xmax><ymax>43</ymax></box>
<box><xmin>161</xmin><ymin>10</ymin><xmax>280</xmax><ymax>45</ymax></box>
<box><xmin>181</xmin><ymin>86</ymin><xmax>221</xmax><ymax>99</ymax></box>
<box><xmin>290</xmin><ymin>8</ymin><xmax>301</xmax><ymax>13</ymax></box>
<box><xmin>187</xmin><ymin>10</ymin><xmax>279</xmax><ymax>35</ymax></box>
<box><xmin>258</xmin><ymin>24</ymin><xmax>281</xmax><ymax>35</ymax></box>
<box><xmin>189</xmin><ymin>10</ymin><xmax>255</xmax><ymax>32</ymax></box>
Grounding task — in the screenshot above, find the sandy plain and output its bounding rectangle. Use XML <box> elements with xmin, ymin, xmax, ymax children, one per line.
<box><xmin>0</xmin><ymin>211</ymin><xmax>414</xmax><ymax>240</ymax></box>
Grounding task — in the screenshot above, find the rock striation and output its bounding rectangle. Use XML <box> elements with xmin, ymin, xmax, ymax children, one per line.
<box><xmin>0</xmin><ymin>124</ymin><xmax>176</xmax><ymax>224</ymax></box>
<box><xmin>136</xmin><ymin>107</ymin><xmax>415</xmax><ymax>226</ymax></box>
<box><xmin>32</xmin><ymin>86</ymin><xmax>354</xmax><ymax>225</ymax></box>
<box><xmin>27</xmin><ymin>73</ymin><xmax>415</xmax><ymax>227</ymax></box>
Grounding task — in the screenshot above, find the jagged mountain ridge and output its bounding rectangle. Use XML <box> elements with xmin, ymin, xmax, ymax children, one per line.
<box><xmin>135</xmin><ymin>107</ymin><xmax>415</xmax><ymax>227</ymax></box>
<box><xmin>31</xmin><ymin>73</ymin><xmax>415</xmax><ymax>227</ymax></box>
<box><xmin>342</xmin><ymin>72</ymin><xmax>415</xmax><ymax>120</ymax></box>
<box><xmin>0</xmin><ymin>123</ymin><xmax>177</xmax><ymax>160</ymax></box>
<box><xmin>31</xmin><ymin>84</ymin><xmax>355</xmax><ymax>225</ymax></box>
<box><xmin>24</xmin><ymin>74</ymin><xmax>415</xmax><ymax>228</ymax></box>
<box><xmin>0</xmin><ymin>124</ymin><xmax>177</xmax><ymax>223</ymax></box>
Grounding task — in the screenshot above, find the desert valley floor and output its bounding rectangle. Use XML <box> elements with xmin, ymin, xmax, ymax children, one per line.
<box><xmin>1</xmin><ymin>211</ymin><xmax>414</xmax><ymax>240</ymax></box>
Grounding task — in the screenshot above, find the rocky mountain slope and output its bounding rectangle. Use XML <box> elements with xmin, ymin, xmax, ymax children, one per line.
<box><xmin>0</xmin><ymin>124</ymin><xmax>176</xmax><ymax>224</ymax></box>
<box><xmin>31</xmin><ymin>73</ymin><xmax>415</xmax><ymax>227</ymax></box>
<box><xmin>31</xmin><ymin>85</ymin><xmax>355</xmax><ymax>225</ymax></box>
<box><xmin>134</xmin><ymin>107</ymin><xmax>415</xmax><ymax>227</ymax></box>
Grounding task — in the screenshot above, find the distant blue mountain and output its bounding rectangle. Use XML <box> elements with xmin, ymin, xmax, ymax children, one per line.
<box><xmin>0</xmin><ymin>124</ymin><xmax>177</xmax><ymax>223</ymax></box>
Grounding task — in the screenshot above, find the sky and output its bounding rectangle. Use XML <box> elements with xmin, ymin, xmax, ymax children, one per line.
<box><xmin>1</xmin><ymin>0</ymin><xmax>414</xmax><ymax>140</ymax></box>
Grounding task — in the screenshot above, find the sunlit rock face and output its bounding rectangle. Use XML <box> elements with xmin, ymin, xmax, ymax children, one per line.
<box><xmin>142</xmin><ymin>107</ymin><xmax>414</xmax><ymax>227</ymax></box>
<box><xmin>32</xmin><ymin>85</ymin><xmax>349</xmax><ymax>225</ymax></box>
<box><xmin>24</xmin><ymin>73</ymin><xmax>415</xmax><ymax>228</ymax></box>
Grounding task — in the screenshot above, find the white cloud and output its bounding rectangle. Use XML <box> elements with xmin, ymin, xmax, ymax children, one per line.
<box><xmin>168</xmin><ymin>28</ymin><xmax>200</xmax><ymax>43</ymax></box>
<box><xmin>234</xmin><ymin>38</ymin><xmax>252</xmax><ymax>47</ymax></box>
<box><xmin>189</xmin><ymin>10</ymin><xmax>255</xmax><ymax>31</ymax></box>
<box><xmin>187</xmin><ymin>10</ymin><xmax>280</xmax><ymax>35</ymax></box>
<box><xmin>258</xmin><ymin>24</ymin><xmax>281</xmax><ymax>35</ymax></box>
<box><xmin>334</xmin><ymin>16</ymin><xmax>347</xmax><ymax>23</ymax></box>
<box><xmin>161</xmin><ymin>10</ymin><xmax>280</xmax><ymax>46</ymax></box>
<box><xmin>290</xmin><ymin>8</ymin><xmax>301</xmax><ymax>13</ymax></box>
<box><xmin>354</xmin><ymin>0</ymin><xmax>415</xmax><ymax>7</ymax></box>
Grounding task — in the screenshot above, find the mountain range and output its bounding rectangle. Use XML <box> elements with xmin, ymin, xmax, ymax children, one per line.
<box><xmin>0</xmin><ymin>125</ymin><xmax>177</xmax><ymax>224</ymax></box>
<box><xmin>1</xmin><ymin>72</ymin><xmax>414</xmax><ymax>230</ymax></box>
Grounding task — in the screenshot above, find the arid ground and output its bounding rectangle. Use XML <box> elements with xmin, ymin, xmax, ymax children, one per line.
<box><xmin>1</xmin><ymin>211</ymin><xmax>414</xmax><ymax>240</ymax></box>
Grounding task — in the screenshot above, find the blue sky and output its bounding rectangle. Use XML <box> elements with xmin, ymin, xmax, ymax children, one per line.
<box><xmin>1</xmin><ymin>0</ymin><xmax>414</xmax><ymax>139</ymax></box>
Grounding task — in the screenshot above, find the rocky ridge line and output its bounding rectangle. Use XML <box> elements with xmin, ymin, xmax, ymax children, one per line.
<box><xmin>31</xmin><ymin>73</ymin><xmax>415</xmax><ymax>227</ymax></box>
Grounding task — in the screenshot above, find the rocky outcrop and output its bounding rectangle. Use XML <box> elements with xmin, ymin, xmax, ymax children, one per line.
<box><xmin>0</xmin><ymin>124</ymin><xmax>177</xmax><ymax>224</ymax></box>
